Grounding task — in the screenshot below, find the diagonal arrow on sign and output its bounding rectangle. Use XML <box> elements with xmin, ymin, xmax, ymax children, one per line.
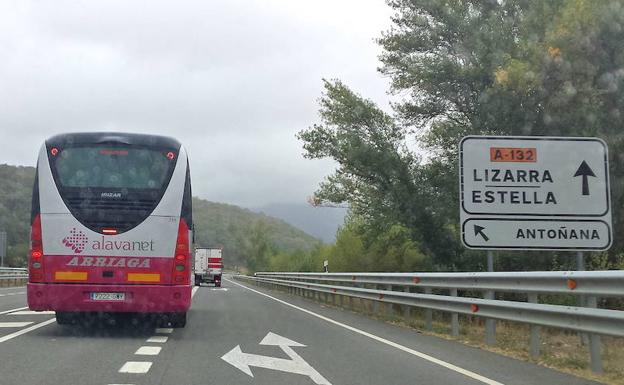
<box><xmin>221</xmin><ymin>332</ymin><xmax>332</xmax><ymax>385</ymax></box>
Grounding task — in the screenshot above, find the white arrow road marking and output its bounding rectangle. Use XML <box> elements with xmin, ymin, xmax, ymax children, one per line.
<box><xmin>227</xmin><ymin>278</ymin><xmax>504</xmax><ymax>385</ymax></box>
<box><xmin>0</xmin><ymin>306</ymin><xmax>28</xmax><ymax>315</ymax></box>
<box><xmin>221</xmin><ymin>332</ymin><xmax>331</xmax><ymax>385</ymax></box>
<box><xmin>10</xmin><ymin>310</ymin><xmax>55</xmax><ymax>315</ymax></box>
<box><xmin>0</xmin><ymin>322</ymin><xmax>33</xmax><ymax>328</ymax></box>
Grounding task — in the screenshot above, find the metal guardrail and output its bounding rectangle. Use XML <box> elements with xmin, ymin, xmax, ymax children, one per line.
<box><xmin>238</xmin><ymin>270</ymin><xmax>624</xmax><ymax>374</ymax></box>
<box><xmin>0</xmin><ymin>267</ymin><xmax>28</xmax><ymax>283</ymax></box>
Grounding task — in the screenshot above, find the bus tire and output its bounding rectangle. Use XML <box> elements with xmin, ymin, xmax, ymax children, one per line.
<box><xmin>171</xmin><ymin>312</ymin><xmax>186</xmax><ymax>328</ymax></box>
<box><xmin>55</xmin><ymin>311</ymin><xmax>74</xmax><ymax>325</ymax></box>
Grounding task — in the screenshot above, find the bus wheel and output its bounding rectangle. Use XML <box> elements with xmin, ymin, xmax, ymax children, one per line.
<box><xmin>55</xmin><ymin>312</ymin><xmax>74</xmax><ymax>325</ymax></box>
<box><xmin>170</xmin><ymin>312</ymin><xmax>186</xmax><ymax>328</ymax></box>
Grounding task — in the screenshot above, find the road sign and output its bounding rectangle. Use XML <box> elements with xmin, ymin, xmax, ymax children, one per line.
<box><xmin>460</xmin><ymin>136</ymin><xmax>612</xmax><ymax>250</ymax></box>
<box><xmin>221</xmin><ymin>332</ymin><xmax>331</xmax><ymax>384</ymax></box>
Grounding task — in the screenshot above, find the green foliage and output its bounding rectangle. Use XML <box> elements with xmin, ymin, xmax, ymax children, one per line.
<box><xmin>0</xmin><ymin>164</ymin><xmax>320</xmax><ymax>269</ymax></box>
<box><xmin>295</xmin><ymin>0</ymin><xmax>624</xmax><ymax>272</ymax></box>
<box><xmin>297</xmin><ymin>80</ymin><xmax>454</xmax><ymax>264</ymax></box>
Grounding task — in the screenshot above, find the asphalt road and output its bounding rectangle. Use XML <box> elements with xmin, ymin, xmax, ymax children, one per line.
<box><xmin>0</xmin><ymin>277</ymin><xmax>600</xmax><ymax>385</ymax></box>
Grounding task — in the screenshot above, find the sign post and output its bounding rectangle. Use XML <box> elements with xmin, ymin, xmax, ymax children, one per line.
<box><xmin>459</xmin><ymin>136</ymin><xmax>612</xmax><ymax>357</ymax></box>
<box><xmin>0</xmin><ymin>231</ymin><xmax>6</xmax><ymax>267</ymax></box>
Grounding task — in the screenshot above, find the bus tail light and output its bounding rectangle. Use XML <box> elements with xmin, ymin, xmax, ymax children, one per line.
<box><xmin>29</xmin><ymin>214</ymin><xmax>45</xmax><ymax>283</ymax></box>
<box><xmin>172</xmin><ymin>218</ymin><xmax>190</xmax><ymax>285</ymax></box>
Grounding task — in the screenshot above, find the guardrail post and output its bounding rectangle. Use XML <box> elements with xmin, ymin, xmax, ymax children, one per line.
<box><xmin>424</xmin><ymin>287</ymin><xmax>432</xmax><ymax>331</ymax></box>
<box><xmin>528</xmin><ymin>293</ymin><xmax>540</xmax><ymax>358</ymax></box>
<box><xmin>485</xmin><ymin>251</ymin><xmax>496</xmax><ymax>346</ymax></box>
<box><xmin>373</xmin><ymin>285</ymin><xmax>380</xmax><ymax>315</ymax></box>
<box><xmin>450</xmin><ymin>288</ymin><xmax>459</xmax><ymax>337</ymax></box>
<box><xmin>386</xmin><ymin>285</ymin><xmax>393</xmax><ymax>316</ymax></box>
<box><xmin>587</xmin><ymin>296</ymin><xmax>603</xmax><ymax>374</ymax></box>
<box><xmin>484</xmin><ymin>290</ymin><xmax>496</xmax><ymax>346</ymax></box>
<box><xmin>403</xmin><ymin>286</ymin><xmax>411</xmax><ymax>320</ymax></box>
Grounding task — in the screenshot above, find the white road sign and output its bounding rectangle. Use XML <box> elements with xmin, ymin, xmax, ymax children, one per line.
<box><xmin>460</xmin><ymin>136</ymin><xmax>612</xmax><ymax>250</ymax></box>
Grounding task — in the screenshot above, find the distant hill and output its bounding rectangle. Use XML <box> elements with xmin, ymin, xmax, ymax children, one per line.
<box><xmin>0</xmin><ymin>164</ymin><xmax>320</xmax><ymax>268</ymax></box>
<box><xmin>253</xmin><ymin>203</ymin><xmax>347</xmax><ymax>242</ymax></box>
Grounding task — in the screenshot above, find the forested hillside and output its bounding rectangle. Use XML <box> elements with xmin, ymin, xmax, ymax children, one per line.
<box><xmin>0</xmin><ymin>164</ymin><xmax>320</xmax><ymax>269</ymax></box>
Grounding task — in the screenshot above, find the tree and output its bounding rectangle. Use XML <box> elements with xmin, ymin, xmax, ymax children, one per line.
<box><xmin>378</xmin><ymin>0</ymin><xmax>624</xmax><ymax>262</ymax></box>
<box><xmin>298</xmin><ymin>80</ymin><xmax>455</xmax><ymax>264</ymax></box>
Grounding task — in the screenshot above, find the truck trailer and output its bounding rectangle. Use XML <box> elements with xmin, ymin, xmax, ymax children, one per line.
<box><xmin>194</xmin><ymin>248</ymin><xmax>223</xmax><ymax>287</ymax></box>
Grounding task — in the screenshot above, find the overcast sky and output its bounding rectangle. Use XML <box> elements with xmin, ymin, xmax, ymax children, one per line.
<box><xmin>0</xmin><ymin>0</ymin><xmax>393</xmax><ymax>207</ymax></box>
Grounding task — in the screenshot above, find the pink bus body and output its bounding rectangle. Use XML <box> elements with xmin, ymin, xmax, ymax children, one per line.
<box><xmin>27</xmin><ymin>133</ymin><xmax>193</xmax><ymax>327</ymax></box>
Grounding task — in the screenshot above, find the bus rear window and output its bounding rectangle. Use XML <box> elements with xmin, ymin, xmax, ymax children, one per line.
<box><xmin>52</xmin><ymin>146</ymin><xmax>175</xmax><ymax>189</ymax></box>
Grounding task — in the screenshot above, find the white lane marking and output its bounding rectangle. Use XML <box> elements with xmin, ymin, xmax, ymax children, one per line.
<box><xmin>226</xmin><ymin>278</ymin><xmax>504</xmax><ymax>385</ymax></box>
<box><xmin>135</xmin><ymin>346</ymin><xmax>162</xmax><ymax>356</ymax></box>
<box><xmin>0</xmin><ymin>306</ymin><xmax>28</xmax><ymax>315</ymax></box>
<box><xmin>222</xmin><ymin>332</ymin><xmax>331</xmax><ymax>384</ymax></box>
<box><xmin>155</xmin><ymin>327</ymin><xmax>173</xmax><ymax>334</ymax></box>
<box><xmin>146</xmin><ymin>336</ymin><xmax>168</xmax><ymax>343</ymax></box>
<box><xmin>108</xmin><ymin>384</ymin><xmax>135</xmax><ymax>385</ymax></box>
<box><xmin>191</xmin><ymin>286</ymin><xmax>199</xmax><ymax>298</ymax></box>
<box><xmin>0</xmin><ymin>286</ymin><xmax>26</xmax><ymax>292</ymax></box>
<box><xmin>4</xmin><ymin>292</ymin><xmax>26</xmax><ymax>296</ymax></box>
<box><xmin>211</xmin><ymin>288</ymin><xmax>228</xmax><ymax>291</ymax></box>
<box><xmin>10</xmin><ymin>310</ymin><xmax>55</xmax><ymax>315</ymax></box>
<box><xmin>0</xmin><ymin>322</ymin><xmax>33</xmax><ymax>328</ymax></box>
<box><xmin>118</xmin><ymin>361</ymin><xmax>152</xmax><ymax>374</ymax></box>
<box><xmin>0</xmin><ymin>318</ymin><xmax>56</xmax><ymax>344</ymax></box>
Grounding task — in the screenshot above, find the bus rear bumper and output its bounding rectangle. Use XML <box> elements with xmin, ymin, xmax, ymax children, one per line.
<box><xmin>27</xmin><ymin>283</ymin><xmax>192</xmax><ymax>313</ymax></box>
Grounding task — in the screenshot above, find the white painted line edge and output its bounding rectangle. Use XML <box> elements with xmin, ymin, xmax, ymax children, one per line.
<box><xmin>191</xmin><ymin>285</ymin><xmax>199</xmax><ymax>298</ymax></box>
<box><xmin>146</xmin><ymin>336</ymin><xmax>168</xmax><ymax>343</ymax></box>
<box><xmin>135</xmin><ymin>346</ymin><xmax>162</xmax><ymax>356</ymax></box>
<box><xmin>118</xmin><ymin>361</ymin><xmax>153</xmax><ymax>374</ymax></box>
<box><xmin>0</xmin><ymin>318</ymin><xmax>56</xmax><ymax>344</ymax></box>
<box><xmin>10</xmin><ymin>310</ymin><xmax>55</xmax><ymax>315</ymax></box>
<box><xmin>155</xmin><ymin>327</ymin><xmax>173</xmax><ymax>334</ymax></box>
<box><xmin>226</xmin><ymin>278</ymin><xmax>504</xmax><ymax>385</ymax></box>
<box><xmin>0</xmin><ymin>306</ymin><xmax>28</xmax><ymax>315</ymax></box>
<box><xmin>0</xmin><ymin>322</ymin><xmax>34</xmax><ymax>328</ymax></box>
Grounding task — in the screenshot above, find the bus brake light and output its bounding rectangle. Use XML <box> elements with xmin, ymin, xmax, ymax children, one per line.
<box><xmin>172</xmin><ymin>219</ymin><xmax>190</xmax><ymax>285</ymax></box>
<box><xmin>102</xmin><ymin>228</ymin><xmax>118</xmax><ymax>235</ymax></box>
<box><xmin>29</xmin><ymin>214</ymin><xmax>45</xmax><ymax>283</ymax></box>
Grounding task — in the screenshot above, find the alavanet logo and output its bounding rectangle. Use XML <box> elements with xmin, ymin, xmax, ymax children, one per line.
<box><xmin>61</xmin><ymin>229</ymin><xmax>155</xmax><ymax>254</ymax></box>
<box><xmin>62</xmin><ymin>228</ymin><xmax>88</xmax><ymax>253</ymax></box>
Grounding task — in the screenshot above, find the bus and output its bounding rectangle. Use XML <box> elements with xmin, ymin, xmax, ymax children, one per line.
<box><xmin>27</xmin><ymin>132</ymin><xmax>193</xmax><ymax>327</ymax></box>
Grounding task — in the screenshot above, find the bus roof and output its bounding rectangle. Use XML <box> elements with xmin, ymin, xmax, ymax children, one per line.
<box><xmin>45</xmin><ymin>132</ymin><xmax>181</xmax><ymax>149</ymax></box>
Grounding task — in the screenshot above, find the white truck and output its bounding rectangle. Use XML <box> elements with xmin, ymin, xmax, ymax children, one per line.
<box><xmin>194</xmin><ymin>247</ymin><xmax>223</xmax><ymax>287</ymax></box>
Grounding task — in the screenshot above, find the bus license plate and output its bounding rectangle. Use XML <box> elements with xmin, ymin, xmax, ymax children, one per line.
<box><xmin>90</xmin><ymin>292</ymin><xmax>125</xmax><ymax>301</ymax></box>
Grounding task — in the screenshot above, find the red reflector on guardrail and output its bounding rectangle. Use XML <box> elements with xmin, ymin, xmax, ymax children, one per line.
<box><xmin>567</xmin><ymin>279</ymin><xmax>577</xmax><ymax>290</ymax></box>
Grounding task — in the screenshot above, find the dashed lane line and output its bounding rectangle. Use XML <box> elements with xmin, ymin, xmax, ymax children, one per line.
<box><xmin>118</xmin><ymin>361</ymin><xmax>153</xmax><ymax>374</ymax></box>
<box><xmin>226</xmin><ymin>278</ymin><xmax>505</xmax><ymax>385</ymax></box>
<box><xmin>191</xmin><ymin>285</ymin><xmax>199</xmax><ymax>298</ymax></box>
<box><xmin>0</xmin><ymin>306</ymin><xmax>28</xmax><ymax>315</ymax></box>
<box><xmin>155</xmin><ymin>328</ymin><xmax>173</xmax><ymax>334</ymax></box>
<box><xmin>0</xmin><ymin>318</ymin><xmax>56</xmax><ymax>344</ymax></box>
<box><xmin>0</xmin><ymin>322</ymin><xmax>33</xmax><ymax>328</ymax></box>
<box><xmin>0</xmin><ymin>291</ymin><xmax>26</xmax><ymax>297</ymax></box>
<box><xmin>146</xmin><ymin>336</ymin><xmax>168</xmax><ymax>343</ymax></box>
<box><xmin>135</xmin><ymin>346</ymin><xmax>162</xmax><ymax>356</ymax></box>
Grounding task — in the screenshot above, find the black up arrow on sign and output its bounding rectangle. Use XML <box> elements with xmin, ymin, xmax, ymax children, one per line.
<box><xmin>474</xmin><ymin>225</ymin><xmax>489</xmax><ymax>242</ymax></box>
<box><xmin>573</xmin><ymin>161</ymin><xmax>596</xmax><ymax>196</ymax></box>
